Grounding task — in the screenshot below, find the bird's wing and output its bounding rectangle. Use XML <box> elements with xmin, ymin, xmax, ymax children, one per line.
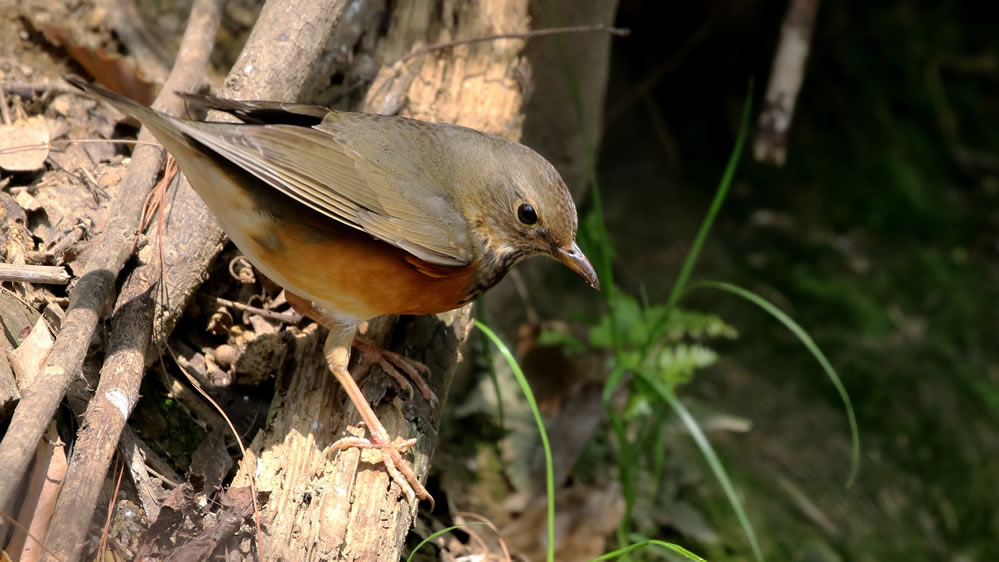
<box><xmin>171</xmin><ymin>118</ymin><xmax>473</xmax><ymax>266</ymax></box>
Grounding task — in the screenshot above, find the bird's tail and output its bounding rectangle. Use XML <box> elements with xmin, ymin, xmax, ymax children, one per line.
<box><xmin>62</xmin><ymin>75</ymin><xmax>192</xmax><ymax>152</ymax></box>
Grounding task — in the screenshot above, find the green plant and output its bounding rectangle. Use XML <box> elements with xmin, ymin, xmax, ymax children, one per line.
<box><xmin>406</xmin><ymin>522</ymin><xmax>488</xmax><ymax>562</ymax></box>
<box><xmin>476</xmin><ymin>321</ymin><xmax>705</xmax><ymax>562</ymax></box>
<box><xmin>548</xmin><ymin>81</ymin><xmax>858</xmax><ymax>561</ymax></box>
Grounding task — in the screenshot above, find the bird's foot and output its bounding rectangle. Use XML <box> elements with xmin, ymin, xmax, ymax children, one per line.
<box><xmin>352</xmin><ymin>335</ymin><xmax>438</xmax><ymax>405</ymax></box>
<box><xmin>331</xmin><ymin>431</ymin><xmax>433</xmax><ymax>509</ymax></box>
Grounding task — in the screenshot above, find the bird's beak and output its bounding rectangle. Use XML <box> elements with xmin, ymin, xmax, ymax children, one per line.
<box><xmin>556</xmin><ymin>241</ymin><xmax>600</xmax><ymax>290</ymax></box>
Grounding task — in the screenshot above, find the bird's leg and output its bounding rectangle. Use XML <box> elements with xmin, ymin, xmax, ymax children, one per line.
<box><xmin>352</xmin><ymin>335</ymin><xmax>438</xmax><ymax>405</ymax></box>
<box><xmin>285</xmin><ymin>290</ymin><xmax>436</xmax><ymax>404</ymax></box>
<box><xmin>324</xmin><ymin>326</ymin><xmax>433</xmax><ymax>507</ymax></box>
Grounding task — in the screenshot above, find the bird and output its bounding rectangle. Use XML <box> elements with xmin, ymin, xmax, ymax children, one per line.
<box><xmin>65</xmin><ymin>75</ymin><xmax>599</xmax><ymax>506</ymax></box>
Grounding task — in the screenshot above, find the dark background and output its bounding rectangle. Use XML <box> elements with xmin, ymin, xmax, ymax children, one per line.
<box><xmin>589</xmin><ymin>0</ymin><xmax>999</xmax><ymax>559</ymax></box>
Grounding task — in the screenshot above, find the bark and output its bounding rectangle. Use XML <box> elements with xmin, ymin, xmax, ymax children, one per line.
<box><xmin>228</xmin><ymin>1</ymin><xmax>531</xmax><ymax>558</ymax></box>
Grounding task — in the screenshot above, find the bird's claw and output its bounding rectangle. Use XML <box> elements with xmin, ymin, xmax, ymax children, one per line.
<box><xmin>331</xmin><ymin>432</ymin><xmax>433</xmax><ymax>509</ymax></box>
<box><xmin>352</xmin><ymin>336</ymin><xmax>438</xmax><ymax>405</ymax></box>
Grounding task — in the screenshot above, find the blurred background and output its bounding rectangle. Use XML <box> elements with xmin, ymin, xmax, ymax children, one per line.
<box><xmin>569</xmin><ymin>1</ymin><xmax>999</xmax><ymax>560</ymax></box>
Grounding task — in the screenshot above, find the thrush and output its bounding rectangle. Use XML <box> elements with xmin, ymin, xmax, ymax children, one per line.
<box><xmin>66</xmin><ymin>76</ymin><xmax>599</xmax><ymax>506</ymax></box>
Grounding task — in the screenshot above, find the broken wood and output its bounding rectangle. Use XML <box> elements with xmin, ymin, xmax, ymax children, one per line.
<box><xmin>5</xmin><ymin>423</ymin><xmax>67</xmax><ymax>562</ymax></box>
<box><xmin>0</xmin><ymin>263</ymin><xmax>70</xmax><ymax>285</ymax></box>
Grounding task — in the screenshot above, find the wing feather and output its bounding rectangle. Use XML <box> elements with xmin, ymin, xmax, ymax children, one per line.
<box><xmin>171</xmin><ymin>118</ymin><xmax>472</xmax><ymax>266</ymax></box>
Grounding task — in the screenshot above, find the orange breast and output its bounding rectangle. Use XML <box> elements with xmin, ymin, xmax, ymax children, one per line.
<box><xmin>241</xmin><ymin>214</ymin><xmax>475</xmax><ymax>321</ymax></box>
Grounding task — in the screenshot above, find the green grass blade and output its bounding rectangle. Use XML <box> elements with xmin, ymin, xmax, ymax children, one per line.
<box><xmin>603</xmin><ymin>365</ymin><xmax>628</xmax><ymax>403</ymax></box>
<box><xmin>645</xmin><ymin>374</ymin><xmax>765</xmax><ymax>562</ymax></box>
<box><xmin>476</xmin><ymin>304</ymin><xmax>505</xmax><ymax>431</ymax></box>
<box><xmin>406</xmin><ymin>522</ymin><xmax>488</xmax><ymax>562</ymax></box>
<box><xmin>475</xmin><ymin>320</ymin><xmax>556</xmax><ymax>562</ymax></box>
<box><xmin>688</xmin><ymin>280</ymin><xmax>861</xmax><ymax>487</ymax></box>
<box><xmin>646</xmin><ymin>79</ymin><xmax>754</xmax><ymax>351</ymax></box>
<box><xmin>591</xmin><ymin>539</ymin><xmax>707</xmax><ymax>561</ymax></box>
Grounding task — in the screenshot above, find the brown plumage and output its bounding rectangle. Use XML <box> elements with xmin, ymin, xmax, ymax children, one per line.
<box><xmin>66</xmin><ymin>76</ymin><xmax>598</xmax><ymax>506</ymax></box>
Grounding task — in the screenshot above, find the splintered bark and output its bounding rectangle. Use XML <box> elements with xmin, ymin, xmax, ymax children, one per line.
<box><xmin>228</xmin><ymin>1</ymin><xmax>531</xmax><ymax>559</ymax></box>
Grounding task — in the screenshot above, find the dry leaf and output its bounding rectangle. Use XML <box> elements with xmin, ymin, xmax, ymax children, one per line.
<box><xmin>7</xmin><ymin>423</ymin><xmax>68</xmax><ymax>562</ymax></box>
<box><xmin>0</xmin><ymin>116</ymin><xmax>50</xmax><ymax>172</ymax></box>
<box><xmin>502</xmin><ymin>483</ymin><xmax>625</xmax><ymax>561</ymax></box>
<box><xmin>10</xmin><ymin>316</ymin><xmax>55</xmax><ymax>392</ymax></box>
<box><xmin>38</xmin><ymin>23</ymin><xmax>156</xmax><ymax>105</ymax></box>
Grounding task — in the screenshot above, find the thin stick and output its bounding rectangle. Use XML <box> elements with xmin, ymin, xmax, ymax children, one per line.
<box><xmin>96</xmin><ymin>460</ymin><xmax>124</xmax><ymax>561</ymax></box>
<box><xmin>754</xmin><ymin>0</ymin><xmax>821</xmax><ymax>165</ymax></box>
<box><xmin>0</xmin><ymin>511</ymin><xmax>63</xmax><ymax>562</ymax></box>
<box><xmin>0</xmin><ymin>138</ymin><xmax>162</xmax><ymax>157</ymax></box>
<box><xmin>454</xmin><ymin>511</ymin><xmax>512</xmax><ymax>562</ymax></box>
<box><xmin>0</xmin><ymin>264</ymin><xmax>71</xmax><ymax>285</ymax></box>
<box><xmin>398</xmin><ymin>23</ymin><xmax>630</xmax><ymax>63</ymax></box>
<box><xmin>207</xmin><ymin>294</ymin><xmax>303</xmax><ymax>324</ymax></box>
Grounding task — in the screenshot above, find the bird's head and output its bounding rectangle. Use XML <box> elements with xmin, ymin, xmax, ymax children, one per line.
<box><xmin>459</xmin><ymin>136</ymin><xmax>600</xmax><ymax>293</ymax></box>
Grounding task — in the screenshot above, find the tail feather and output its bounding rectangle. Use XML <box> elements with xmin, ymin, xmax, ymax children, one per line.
<box><xmin>63</xmin><ymin>74</ymin><xmax>195</xmax><ymax>152</ymax></box>
<box><xmin>62</xmin><ymin>75</ymin><xmax>275</xmax><ymax>249</ymax></box>
<box><xmin>64</xmin><ymin>75</ymin><xmax>162</xmax><ymax>124</ymax></box>
<box><xmin>175</xmin><ymin>93</ymin><xmax>329</xmax><ymax>126</ymax></box>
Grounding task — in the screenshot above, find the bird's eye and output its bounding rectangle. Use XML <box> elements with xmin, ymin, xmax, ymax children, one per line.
<box><xmin>517</xmin><ymin>203</ymin><xmax>538</xmax><ymax>225</ymax></box>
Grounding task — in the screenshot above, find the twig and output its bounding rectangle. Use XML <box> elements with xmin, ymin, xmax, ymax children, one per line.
<box><xmin>926</xmin><ymin>53</ymin><xmax>999</xmax><ymax>176</ymax></box>
<box><xmin>25</xmin><ymin>221</ymin><xmax>87</xmax><ymax>265</ymax></box>
<box><xmin>0</xmin><ymin>512</ymin><xmax>62</xmax><ymax>562</ymax></box>
<box><xmin>754</xmin><ymin>0</ymin><xmax>821</xmax><ymax>165</ymax></box>
<box><xmin>0</xmin><ymin>87</ymin><xmax>11</xmax><ymax>125</ymax></box>
<box><xmin>605</xmin><ymin>20</ymin><xmax>712</xmax><ymax>122</ymax></box>
<box><xmin>640</xmin><ymin>90</ymin><xmax>683</xmax><ymax>170</ymax></box>
<box><xmin>398</xmin><ymin>23</ymin><xmax>630</xmax><ymax>63</ymax></box>
<box><xmin>0</xmin><ymin>264</ymin><xmax>71</xmax><ymax>285</ymax></box>
<box><xmin>206</xmin><ymin>294</ymin><xmax>303</xmax><ymax>324</ymax></box>
<box><xmin>455</xmin><ymin>511</ymin><xmax>512</xmax><ymax>562</ymax></box>
<box><xmin>38</xmin><ymin>1</ymin><xmax>226</xmax><ymax>559</ymax></box>
<box><xmin>0</xmin><ymin>139</ymin><xmax>161</xmax><ymax>160</ymax></box>
<box><xmin>96</xmin><ymin>461</ymin><xmax>125</xmax><ymax>561</ymax></box>
<box><xmin>508</xmin><ymin>269</ymin><xmax>538</xmax><ymax>326</ymax></box>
